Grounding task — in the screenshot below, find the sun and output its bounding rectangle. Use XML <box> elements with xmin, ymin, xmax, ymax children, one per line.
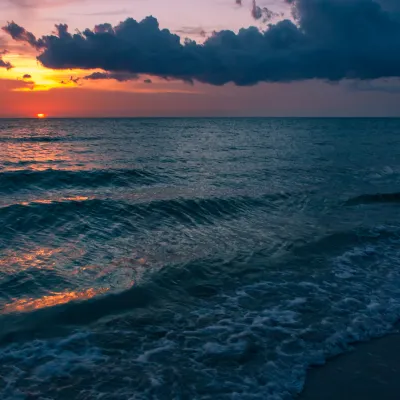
<box><xmin>37</xmin><ymin>113</ymin><xmax>46</xmax><ymax>118</ymax></box>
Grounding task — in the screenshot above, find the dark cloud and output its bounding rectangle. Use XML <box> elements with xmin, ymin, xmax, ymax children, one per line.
<box><xmin>143</xmin><ymin>79</ymin><xmax>152</xmax><ymax>84</ymax></box>
<box><xmin>22</xmin><ymin>73</ymin><xmax>31</xmax><ymax>79</ymax></box>
<box><xmin>4</xmin><ymin>0</ymin><xmax>400</xmax><ymax>85</ymax></box>
<box><xmin>84</xmin><ymin>71</ymin><xmax>139</xmax><ymax>82</ymax></box>
<box><xmin>251</xmin><ymin>0</ymin><xmax>263</xmax><ymax>19</ymax></box>
<box><xmin>251</xmin><ymin>0</ymin><xmax>283</xmax><ymax>22</ymax></box>
<box><xmin>2</xmin><ymin>21</ymin><xmax>43</xmax><ymax>48</ymax></box>
<box><xmin>0</xmin><ymin>58</ymin><xmax>12</xmax><ymax>69</ymax></box>
<box><xmin>346</xmin><ymin>78</ymin><xmax>400</xmax><ymax>93</ymax></box>
<box><xmin>0</xmin><ymin>38</ymin><xmax>11</xmax><ymax>69</ymax></box>
<box><xmin>371</xmin><ymin>0</ymin><xmax>400</xmax><ymax>13</ymax></box>
<box><xmin>236</xmin><ymin>0</ymin><xmax>283</xmax><ymax>21</ymax></box>
<box><xmin>60</xmin><ymin>75</ymin><xmax>81</xmax><ymax>85</ymax></box>
<box><xmin>175</xmin><ymin>27</ymin><xmax>207</xmax><ymax>38</ymax></box>
<box><xmin>0</xmin><ymin>47</ymin><xmax>12</xmax><ymax>69</ymax></box>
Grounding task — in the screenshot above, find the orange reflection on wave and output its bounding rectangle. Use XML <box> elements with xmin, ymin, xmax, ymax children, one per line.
<box><xmin>0</xmin><ymin>247</ymin><xmax>62</xmax><ymax>272</ymax></box>
<box><xmin>63</xmin><ymin>196</ymin><xmax>91</xmax><ymax>202</ymax></box>
<box><xmin>20</xmin><ymin>196</ymin><xmax>92</xmax><ymax>206</ymax></box>
<box><xmin>3</xmin><ymin>287</ymin><xmax>109</xmax><ymax>314</ymax></box>
<box><xmin>20</xmin><ymin>199</ymin><xmax>53</xmax><ymax>206</ymax></box>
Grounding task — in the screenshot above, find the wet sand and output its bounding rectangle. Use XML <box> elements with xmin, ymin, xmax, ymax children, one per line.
<box><xmin>300</xmin><ymin>333</ymin><xmax>400</xmax><ymax>400</ymax></box>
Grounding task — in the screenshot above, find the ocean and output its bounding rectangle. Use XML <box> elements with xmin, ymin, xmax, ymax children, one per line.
<box><xmin>0</xmin><ymin>117</ymin><xmax>399</xmax><ymax>399</ymax></box>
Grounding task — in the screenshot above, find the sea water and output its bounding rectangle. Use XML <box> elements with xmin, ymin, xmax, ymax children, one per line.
<box><xmin>1</xmin><ymin>117</ymin><xmax>400</xmax><ymax>399</ymax></box>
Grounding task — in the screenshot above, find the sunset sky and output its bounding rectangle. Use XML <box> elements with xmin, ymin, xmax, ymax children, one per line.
<box><xmin>1</xmin><ymin>0</ymin><xmax>400</xmax><ymax>117</ymax></box>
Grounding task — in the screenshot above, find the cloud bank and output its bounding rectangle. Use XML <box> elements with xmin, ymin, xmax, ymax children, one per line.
<box><xmin>3</xmin><ymin>0</ymin><xmax>400</xmax><ymax>85</ymax></box>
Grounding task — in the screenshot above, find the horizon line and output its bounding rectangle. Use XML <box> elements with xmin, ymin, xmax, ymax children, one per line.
<box><xmin>1</xmin><ymin>116</ymin><xmax>400</xmax><ymax>119</ymax></box>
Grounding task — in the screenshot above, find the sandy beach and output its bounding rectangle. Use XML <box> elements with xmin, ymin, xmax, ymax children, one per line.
<box><xmin>300</xmin><ymin>332</ymin><xmax>400</xmax><ymax>400</ymax></box>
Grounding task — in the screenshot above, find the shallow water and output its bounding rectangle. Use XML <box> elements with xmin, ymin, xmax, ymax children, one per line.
<box><xmin>1</xmin><ymin>117</ymin><xmax>400</xmax><ymax>399</ymax></box>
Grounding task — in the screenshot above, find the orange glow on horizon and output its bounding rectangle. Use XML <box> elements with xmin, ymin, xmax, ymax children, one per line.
<box><xmin>0</xmin><ymin>48</ymin><xmax>203</xmax><ymax>117</ymax></box>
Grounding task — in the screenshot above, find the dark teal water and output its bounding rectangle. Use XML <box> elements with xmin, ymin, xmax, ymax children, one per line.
<box><xmin>1</xmin><ymin>118</ymin><xmax>400</xmax><ymax>399</ymax></box>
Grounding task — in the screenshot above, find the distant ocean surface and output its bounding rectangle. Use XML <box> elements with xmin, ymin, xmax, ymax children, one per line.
<box><xmin>1</xmin><ymin>118</ymin><xmax>400</xmax><ymax>400</ymax></box>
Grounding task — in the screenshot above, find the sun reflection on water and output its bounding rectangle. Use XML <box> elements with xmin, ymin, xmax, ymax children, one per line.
<box><xmin>3</xmin><ymin>287</ymin><xmax>109</xmax><ymax>314</ymax></box>
<box><xmin>0</xmin><ymin>247</ymin><xmax>62</xmax><ymax>273</ymax></box>
<box><xmin>19</xmin><ymin>196</ymin><xmax>93</xmax><ymax>206</ymax></box>
<box><xmin>2</xmin><ymin>141</ymin><xmax>75</xmax><ymax>171</ymax></box>
<box><xmin>0</xmin><ymin>123</ymin><xmax>99</xmax><ymax>172</ymax></box>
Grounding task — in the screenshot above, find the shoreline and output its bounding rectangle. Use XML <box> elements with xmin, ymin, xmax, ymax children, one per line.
<box><xmin>299</xmin><ymin>330</ymin><xmax>400</xmax><ymax>400</ymax></box>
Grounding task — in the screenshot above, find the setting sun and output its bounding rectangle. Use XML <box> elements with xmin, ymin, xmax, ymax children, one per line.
<box><xmin>37</xmin><ymin>113</ymin><xmax>46</xmax><ymax>118</ymax></box>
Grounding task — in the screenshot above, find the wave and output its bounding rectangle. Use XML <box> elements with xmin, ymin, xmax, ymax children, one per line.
<box><xmin>0</xmin><ymin>136</ymin><xmax>99</xmax><ymax>143</ymax></box>
<box><xmin>0</xmin><ymin>168</ymin><xmax>163</xmax><ymax>193</ymax></box>
<box><xmin>1</xmin><ymin>223</ymin><xmax>400</xmax><ymax>400</ymax></box>
<box><xmin>291</xmin><ymin>226</ymin><xmax>400</xmax><ymax>258</ymax></box>
<box><xmin>346</xmin><ymin>192</ymin><xmax>400</xmax><ymax>206</ymax></box>
<box><xmin>2</xmin><ymin>247</ymin><xmax>400</xmax><ymax>400</ymax></box>
<box><xmin>1</xmin><ymin>224</ymin><xmax>399</xmax><ymax>343</ymax></box>
<box><xmin>0</xmin><ymin>247</ymin><xmax>253</xmax><ymax>342</ymax></box>
<box><xmin>0</xmin><ymin>193</ymin><xmax>293</xmax><ymax>240</ymax></box>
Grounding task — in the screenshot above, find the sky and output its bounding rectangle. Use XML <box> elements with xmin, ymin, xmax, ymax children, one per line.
<box><xmin>1</xmin><ymin>0</ymin><xmax>400</xmax><ymax>117</ymax></box>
